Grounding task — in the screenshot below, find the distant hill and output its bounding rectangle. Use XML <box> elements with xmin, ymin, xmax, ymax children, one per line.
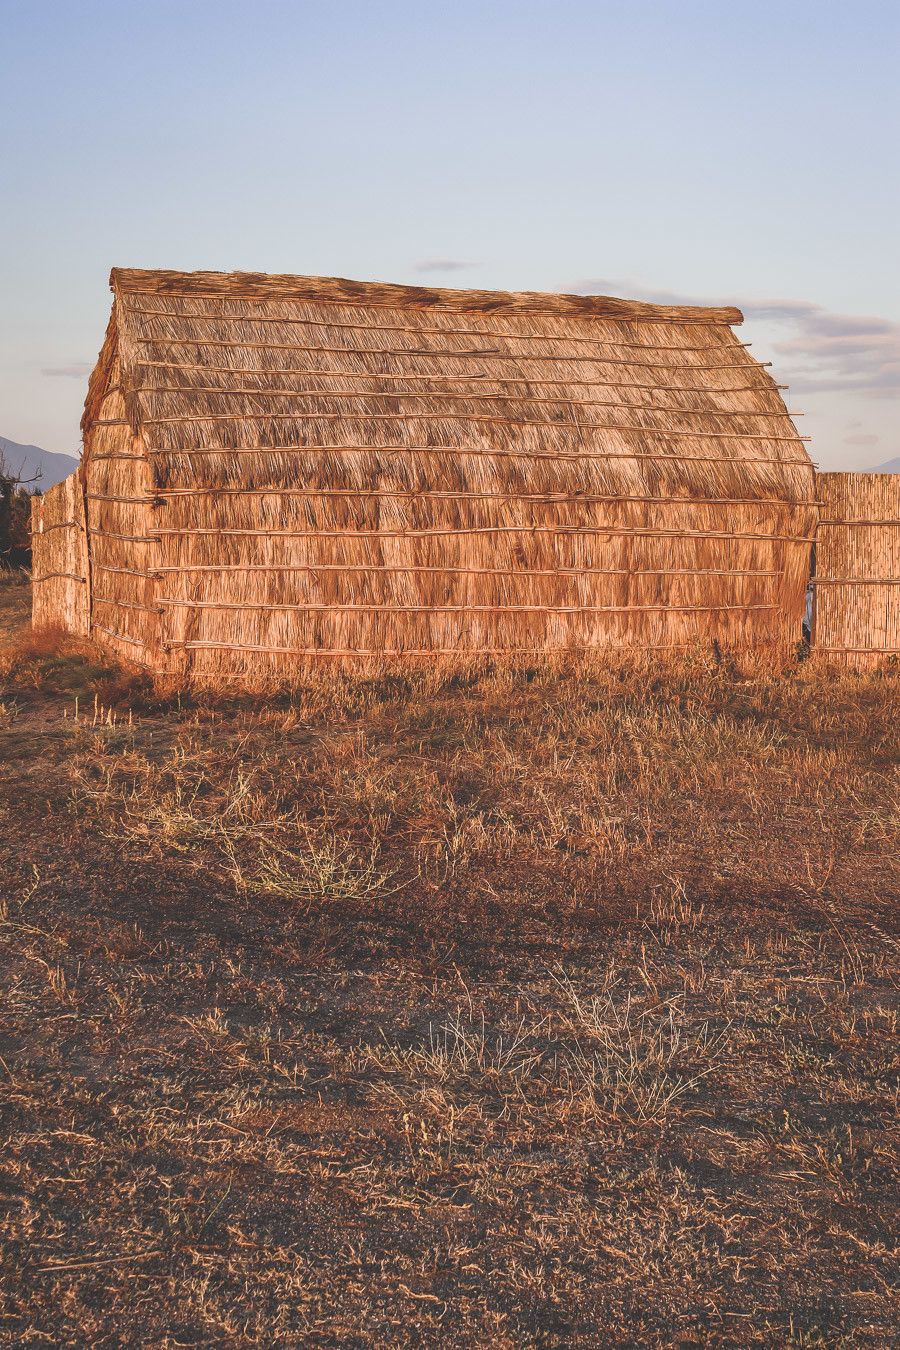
<box><xmin>0</xmin><ymin>437</ymin><xmax>79</xmax><ymax>490</ymax></box>
<box><xmin>865</xmin><ymin>456</ymin><xmax>900</xmax><ymax>473</ymax></box>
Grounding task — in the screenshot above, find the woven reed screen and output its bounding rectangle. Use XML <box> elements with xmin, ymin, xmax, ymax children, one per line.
<box><xmin>30</xmin><ymin>472</ymin><xmax>90</xmax><ymax>636</ymax></box>
<box><xmin>813</xmin><ymin>472</ymin><xmax>900</xmax><ymax>666</ymax></box>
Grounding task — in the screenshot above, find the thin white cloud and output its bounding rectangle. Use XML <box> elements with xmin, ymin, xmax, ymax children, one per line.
<box><xmin>42</xmin><ymin>363</ymin><xmax>93</xmax><ymax>378</ymax></box>
<box><xmin>843</xmin><ymin>433</ymin><xmax>879</xmax><ymax>446</ymax></box>
<box><xmin>571</xmin><ymin>277</ymin><xmax>900</xmax><ymax>399</ymax></box>
<box><xmin>414</xmin><ymin>258</ymin><xmax>474</xmax><ymax>274</ymax></box>
<box><xmin>572</xmin><ymin>277</ymin><xmax>696</xmax><ymax>308</ymax></box>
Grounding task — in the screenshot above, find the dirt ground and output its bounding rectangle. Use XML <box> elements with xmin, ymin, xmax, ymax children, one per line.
<box><xmin>1</xmin><ymin>577</ymin><xmax>898</xmax><ymax>1346</ymax></box>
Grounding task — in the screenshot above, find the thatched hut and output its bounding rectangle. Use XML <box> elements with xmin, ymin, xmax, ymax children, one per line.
<box><xmin>34</xmin><ymin>267</ymin><xmax>816</xmax><ymax>680</ymax></box>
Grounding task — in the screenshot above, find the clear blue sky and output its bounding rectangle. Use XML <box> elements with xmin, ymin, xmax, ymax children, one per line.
<box><xmin>2</xmin><ymin>0</ymin><xmax>897</xmax><ymax>469</ymax></box>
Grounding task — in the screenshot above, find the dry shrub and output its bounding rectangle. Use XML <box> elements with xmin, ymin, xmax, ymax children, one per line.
<box><xmin>0</xmin><ymin>565</ymin><xmax>30</xmax><ymax>588</ymax></box>
<box><xmin>3</xmin><ymin>622</ymin><xmax>75</xmax><ymax>661</ymax></box>
<box><xmin>0</xmin><ymin>622</ymin><xmax>154</xmax><ymax>702</ymax></box>
<box><xmin>0</xmin><ymin>624</ymin><xmax>86</xmax><ymax>685</ymax></box>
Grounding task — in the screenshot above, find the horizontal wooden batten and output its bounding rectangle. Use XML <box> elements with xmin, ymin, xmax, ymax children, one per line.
<box><xmin>159</xmin><ymin>599</ymin><xmax>779</xmax><ymax>615</ymax></box>
<box><xmin>88</xmin><ymin>523</ymin><xmax>806</xmax><ymax>546</ymax></box>
<box><xmin>155</xmin><ymin>525</ymin><xmax>812</xmax><ymax>542</ymax></box>
<box><xmin>93</xmin><ymin>595</ymin><xmax>160</xmax><ymax>614</ymax></box>
<box><xmin>144</xmin><ymin>444</ymin><xmax>814</xmax><ymax>468</ymax></box>
<box><xmin>155</xmin><ymin>564</ymin><xmax>782</xmax><ymax>578</ymax></box>
<box><xmin>33</xmin><ymin>519</ymin><xmax>80</xmax><ymax>534</ymax></box>
<box><xmin>32</xmin><ymin>571</ymin><xmax>86</xmax><ymax>584</ymax></box>
<box><xmin>124</xmin><ymin>302</ymin><xmax>749</xmax><ymax>349</ymax></box>
<box><xmin>167</xmin><ymin>641</ymin><xmax>728</xmax><ymax>657</ymax></box>
<box><xmin>88</xmin><ymin>493</ymin><xmax>161</xmax><ymax>505</ymax></box>
<box><xmin>132</xmin><ymin>335</ymin><xmax>765</xmax><ymax>372</ymax></box>
<box><xmin>91</xmin><ymin>623</ymin><xmax>149</xmax><ymax>648</ymax></box>
<box><xmin>135</xmin><ymin>360</ymin><xmax>777</xmax><ymax>398</ymax></box>
<box><xmin>130</xmin><ymin>383</ymin><xmax>800</xmax><ymax>421</ymax></box>
<box><xmin>817</xmin><ymin>519</ymin><xmax>900</xmax><ymax>527</ymax></box>
<box><xmin>91</xmin><ymin>530</ymin><xmax>160</xmax><ymax>543</ymax></box>
<box><xmin>92</xmin><ymin>563</ymin><xmax>158</xmax><ymax>579</ymax></box>
<box><xmin>119</xmin><ymin>414</ymin><xmax>810</xmax><ymax>443</ymax></box>
<box><xmin>811</xmin><ymin>578</ymin><xmax>900</xmax><ymax>586</ymax></box>
<box><xmin>132</xmin><ymin>487</ymin><xmax>817</xmax><ymax>508</ymax></box>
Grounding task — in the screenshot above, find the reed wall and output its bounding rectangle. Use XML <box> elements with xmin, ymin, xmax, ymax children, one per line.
<box><xmin>30</xmin><ymin>474</ymin><xmax>90</xmax><ymax>635</ymax></box>
<box><xmin>813</xmin><ymin>472</ymin><xmax>900</xmax><ymax>666</ymax></box>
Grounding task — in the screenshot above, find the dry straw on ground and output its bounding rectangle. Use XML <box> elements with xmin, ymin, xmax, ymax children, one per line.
<box><xmin>33</xmin><ymin>269</ymin><xmax>815</xmax><ymax>683</ymax></box>
<box><xmin>1</xmin><ymin>591</ymin><xmax>897</xmax><ymax>1344</ymax></box>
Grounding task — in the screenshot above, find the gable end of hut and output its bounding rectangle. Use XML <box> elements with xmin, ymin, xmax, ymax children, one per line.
<box><xmin>78</xmin><ymin>301</ymin><xmax>164</xmax><ymax>668</ymax></box>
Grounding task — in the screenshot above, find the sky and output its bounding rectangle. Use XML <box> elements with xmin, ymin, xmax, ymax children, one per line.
<box><xmin>1</xmin><ymin>0</ymin><xmax>898</xmax><ymax>471</ymax></box>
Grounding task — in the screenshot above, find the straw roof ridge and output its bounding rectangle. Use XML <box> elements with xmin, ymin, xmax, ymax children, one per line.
<box><xmin>109</xmin><ymin>268</ymin><xmax>743</xmax><ymax>325</ymax></box>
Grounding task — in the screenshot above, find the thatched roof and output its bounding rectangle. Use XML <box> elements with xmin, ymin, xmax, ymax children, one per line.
<box><xmin>85</xmin><ymin>268</ymin><xmax>806</xmax><ymax>486</ymax></box>
<box><xmin>73</xmin><ymin>268</ymin><xmax>815</xmax><ymax>676</ymax></box>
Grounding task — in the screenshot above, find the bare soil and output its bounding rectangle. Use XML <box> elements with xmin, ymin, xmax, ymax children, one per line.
<box><xmin>1</xmin><ymin>579</ymin><xmax>898</xmax><ymax>1346</ymax></box>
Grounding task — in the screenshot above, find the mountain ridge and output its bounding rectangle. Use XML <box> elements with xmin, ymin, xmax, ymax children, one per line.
<box><xmin>0</xmin><ymin>437</ymin><xmax>79</xmax><ymax>490</ymax></box>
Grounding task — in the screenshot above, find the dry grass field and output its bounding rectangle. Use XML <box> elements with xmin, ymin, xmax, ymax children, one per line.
<box><xmin>1</xmin><ymin>575</ymin><xmax>898</xmax><ymax>1346</ymax></box>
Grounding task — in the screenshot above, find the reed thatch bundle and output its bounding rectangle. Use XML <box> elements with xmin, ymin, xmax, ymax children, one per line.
<box><xmin>813</xmin><ymin>472</ymin><xmax>900</xmax><ymax>665</ymax></box>
<box><xmin>43</xmin><ymin>268</ymin><xmax>817</xmax><ymax>680</ymax></box>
